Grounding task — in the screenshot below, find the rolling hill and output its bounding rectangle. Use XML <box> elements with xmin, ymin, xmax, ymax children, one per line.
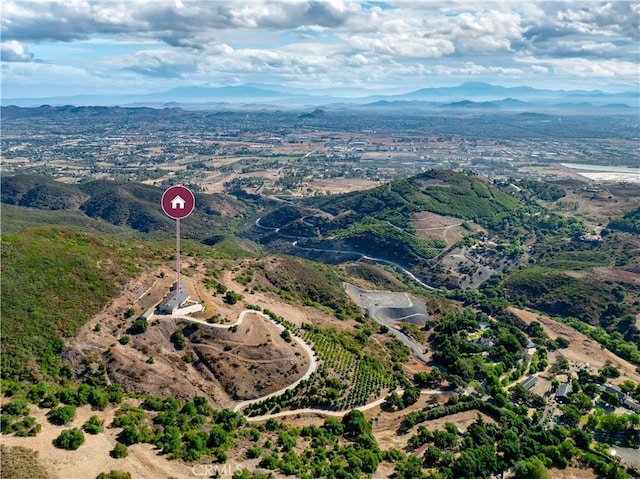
<box><xmin>250</xmin><ymin>170</ymin><xmax>522</xmax><ymax>277</ymax></box>
<box><xmin>1</xmin><ymin>175</ymin><xmax>251</xmax><ymax>238</ymax></box>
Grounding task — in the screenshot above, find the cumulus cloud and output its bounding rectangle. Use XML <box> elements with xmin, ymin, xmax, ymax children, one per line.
<box><xmin>556</xmin><ymin>1</ymin><xmax>640</xmax><ymax>40</ymax></box>
<box><xmin>0</xmin><ymin>40</ymin><xmax>36</xmax><ymax>62</ymax></box>
<box><xmin>523</xmin><ymin>1</ymin><xmax>639</xmax><ymax>61</ymax></box>
<box><xmin>347</xmin><ymin>34</ymin><xmax>454</xmax><ymax>58</ymax></box>
<box><xmin>1</xmin><ymin>1</ymin><xmax>362</xmax><ymax>42</ymax></box>
<box><xmin>1</xmin><ymin>0</ymin><xmax>638</xmax><ymax>93</ymax></box>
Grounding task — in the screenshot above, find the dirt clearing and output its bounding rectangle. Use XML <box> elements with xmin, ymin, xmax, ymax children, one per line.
<box><xmin>508</xmin><ymin>307</ymin><xmax>640</xmax><ymax>383</ymax></box>
<box><xmin>0</xmin><ymin>403</ymin><xmax>191</xmax><ymax>479</ymax></box>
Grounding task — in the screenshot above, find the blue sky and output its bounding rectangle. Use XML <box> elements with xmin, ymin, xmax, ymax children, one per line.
<box><xmin>1</xmin><ymin>0</ymin><xmax>638</xmax><ymax>99</ymax></box>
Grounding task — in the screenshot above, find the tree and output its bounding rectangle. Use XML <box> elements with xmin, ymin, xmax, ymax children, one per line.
<box><xmin>394</xmin><ymin>455</ymin><xmax>427</xmax><ymax>479</ymax></box>
<box><xmin>512</xmin><ymin>457</ymin><xmax>551</xmax><ymax>479</ymax></box>
<box><xmin>571</xmin><ymin>428</ymin><xmax>593</xmax><ymax>450</ymax></box>
<box><xmin>423</xmin><ymin>445</ymin><xmax>442</xmax><ymax>466</ymax></box>
<box><xmin>223</xmin><ymin>291</ymin><xmax>243</xmax><ymax>304</ymax></box>
<box><xmin>127</xmin><ymin>318</ymin><xmax>147</xmax><ymax>335</ymax></box>
<box><xmin>158</xmin><ymin>425</ymin><xmax>183</xmax><ymax>457</ymax></box>
<box><xmin>384</xmin><ymin>392</ymin><xmax>404</xmax><ymax>411</ymax></box>
<box><xmin>54</xmin><ymin>428</ymin><xmax>85</xmax><ymax>450</ymax></box>
<box><xmin>342</xmin><ymin>409</ymin><xmax>371</xmax><ymax>437</ymax></box>
<box><xmin>280</xmin><ymin>329</ymin><xmax>292</xmax><ymax>343</ymax></box>
<box><xmin>600</xmin><ymin>363</ymin><xmax>621</xmax><ymax>379</ymax></box>
<box><xmin>208</xmin><ymin>425</ymin><xmax>230</xmax><ymax>448</ymax></box>
<box><xmin>171</xmin><ymin>330</ymin><xmax>185</xmax><ymax>350</ymax></box>
<box><xmin>358</xmin><ymin>449</ymin><xmax>379</xmax><ymax>474</ymax></box>
<box><xmin>570</xmin><ymin>392</ymin><xmax>594</xmax><ymax>413</ymax></box>
<box><xmin>551</xmin><ymin>354</ymin><xmax>570</xmax><ymax>374</ymax></box>
<box><xmin>560</xmin><ymin>405</ymin><xmax>581</xmax><ymax>427</ymax></box>
<box><xmin>600</xmin><ymin>391</ymin><xmax>621</xmax><ymax>408</ymax></box>
<box><xmin>402</xmin><ymin>386</ymin><xmax>421</xmax><ymax>408</ymax></box>
<box><xmin>323</xmin><ymin>417</ymin><xmax>344</xmax><ymax>436</ymax></box>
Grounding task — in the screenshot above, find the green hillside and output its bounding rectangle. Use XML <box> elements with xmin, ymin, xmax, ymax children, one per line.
<box><xmin>0</xmin><ymin>227</ymin><xmax>157</xmax><ymax>381</ymax></box>
<box><xmin>305</xmin><ymin>171</ymin><xmax>520</xmax><ymax>230</ymax></box>
<box><xmin>609</xmin><ymin>206</ymin><xmax>640</xmax><ymax>234</ymax></box>
<box><xmin>253</xmin><ymin>170</ymin><xmax>522</xmax><ymax>271</ymax></box>
<box><xmin>1</xmin><ymin>175</ymin><xmax>251</xmax><ymax>238</ymax></box>
<box><xmin>500</xmin><ymin>266</ymin><xmax>619</xmax><ymax>322</ymax></box>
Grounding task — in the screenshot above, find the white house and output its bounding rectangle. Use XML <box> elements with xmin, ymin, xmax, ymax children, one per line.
<box><xmin>158</xmin><ymin>282</ymin><xmax>203</xmax><ymax>315</ymax></box>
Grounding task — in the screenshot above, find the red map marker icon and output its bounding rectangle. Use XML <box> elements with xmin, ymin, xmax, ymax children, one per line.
<box><xmin>162</xmin><ymin>185</ymin><xmax>195</xmax><ymax>220</ymax></box>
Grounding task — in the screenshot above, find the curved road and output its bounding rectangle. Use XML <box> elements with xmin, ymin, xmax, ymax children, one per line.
<box><xmin>150</xmin><ymin>309</ymin><xmax>318</xmax><ymax>414</ymax></box>
<box><xmin>153</xmin><ymin>307</ymin><xmax>441</xmax><ymax>419</ymax></box>
<box><xmin>243</xmin><ymin>388</ymin><xmax>444</xmax><ymax>422</ymax></box>
<box><xmin>256</xmin><ymin>217</ymin><xmax>438</xmax><ymax>291</ymax></box>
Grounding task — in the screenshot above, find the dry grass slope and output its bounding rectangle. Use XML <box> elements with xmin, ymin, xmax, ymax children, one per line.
<box><xmin>1</xmin><ymin>445</ymin><xmax>51</xmax><ymax>479</ymax></box>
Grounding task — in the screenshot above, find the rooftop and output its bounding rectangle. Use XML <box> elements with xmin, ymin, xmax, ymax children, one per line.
<box><xmin>158</xmin><ymin>282</ymin><xmax>189</xmax><ymax>313</ymax></box>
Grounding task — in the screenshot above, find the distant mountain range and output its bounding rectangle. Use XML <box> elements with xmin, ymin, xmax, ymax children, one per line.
<box><xmin>3</xmin><ymin>82</ymin><xmax>638</xmax><ymax>112</ymax></box>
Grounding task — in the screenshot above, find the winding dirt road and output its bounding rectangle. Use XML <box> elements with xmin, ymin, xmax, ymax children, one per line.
<box><xmin>150</xmin><ymin>309</ymin><xmax>319</xmax><ymax>413</ymax></box>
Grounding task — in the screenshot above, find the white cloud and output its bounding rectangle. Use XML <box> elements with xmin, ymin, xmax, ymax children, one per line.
<box><xmin>347</xmin><ymin>34</ymin><xmax>454</xmax><ymax>58</ymax></box>
<box><xmin>517</xmin><ymin>55</ymin><xmax>639</xmax><ymax>79</ymax></box>
<box><xmin>530</xmin><ymin>64</ymin><xmax>549</xmax><ymax>75</ymax></box>
<box><xmin>1</xmin><ymin>1</ymin><xmax>638</xmax><ymax>94</ymax></box>
<box><xmin>0</xmin><ymin>40</ymin><xmax>35</xmax><ymax>62</ymax></box>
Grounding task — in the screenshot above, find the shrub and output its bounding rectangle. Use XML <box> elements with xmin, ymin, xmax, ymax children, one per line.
<box><xmin>54</xmin><ymin>428</ymin><xmax>84</xmax><ymax>450</ymax></box>
<box><xmin>281</xmin><ymin>329</ymin><xmax>292</xmax><ymax>343</ymax></box>
<box><xmin>96</xmin><ymin>471</ymin><xmax>132</xmax><ymax>479</ymax></box>
<box><xmin>47</xmin><ymin>405</ymin><xmax>76</xmax><ymax>425</ymax></box>
<box><xmin>110</xmin><ymin>442</ymin><xmax>129</xmax><ymax>459</ymax></box>
<box><xmin>82</xmin><ymin>415</ymin><xmax>104</xmax><ymax>434</ymax></box>
<box><xmin>2</xmin><ymin>398</ymin><xmax>29</xmax><ymax>416</ymax></box>
<box><xmin>127</xmin><ymin>319</ymin><xmax>148</xmax><ymax>335</ymax></box>
<box><xmin>246</xmin><ymin>445</ymin><xmax>262</xmax><ymax>459</ymax></box>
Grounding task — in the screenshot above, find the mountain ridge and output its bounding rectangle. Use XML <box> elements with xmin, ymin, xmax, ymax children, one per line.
<box><xmin>3</xmin><ymin>82</ymin><xmax>637</xmax><ymax>110</ymax></box>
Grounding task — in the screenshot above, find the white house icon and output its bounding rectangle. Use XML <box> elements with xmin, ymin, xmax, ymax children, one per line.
<box><xmin>171</xmin><ymin>195</ymin><xmax>186</xmax><ymax>209</ymax></box>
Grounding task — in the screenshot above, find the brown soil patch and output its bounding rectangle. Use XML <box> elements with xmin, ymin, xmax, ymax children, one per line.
<box><xmin>374</xmin><ymin>408</ymin><xmax>494</xmax><ymax>452</ymax></box>
<box><xmin>64</xmin><ymin>259</ymin><xmax>318</xmax><ymax>408</ymax></box>
<box><xmin>305</xmin><ymin>178</ymin><xmax>381</xmax><ymax>195</ymax></box>
<box><xmin>508</xmin><ymin>307</ymin><xmax>640</xmax><ymax>383</ymax></box>
<box><xmin>0</xmin><ymin>403</ymin><xmax>191</xmax><ymax>479</ymax></box>
<box><xmin>544</xmin><ymin>180</ymin><xmax>640</xmax><ymax>228</ymax></box>
<box><xmin>545</xmin><ymin>464</ymin><xmax>598</xmax><ymax>479</ymax></box>
<box><xmin>411</xmin><ymin>211</ymin><xmax>472</xmax><ymax>246</ymax></box>
<box><xmin>189</xmin><ymin>314</ymin><xmax>310</xmax><ymax>400</ymax></box>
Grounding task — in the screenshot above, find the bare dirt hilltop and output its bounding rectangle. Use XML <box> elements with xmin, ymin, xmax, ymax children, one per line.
<box><xmin>64</xmin><ymin>264</ymin><xmax>310</xmax><ymax>408</ymax></box>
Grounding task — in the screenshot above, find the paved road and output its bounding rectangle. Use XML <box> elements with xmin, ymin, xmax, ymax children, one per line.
<box><xmin>345</xmin><ymin>284</ymin><xmax>431</xmax><ymax>365</ymax></box>
<box><xmin>611</xmin><ymin>446</ymin><xmax>640</xmax><ymax>469</ymax></box>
